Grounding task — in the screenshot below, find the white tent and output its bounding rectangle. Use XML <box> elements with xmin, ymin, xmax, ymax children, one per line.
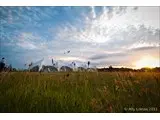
<box><xmin>42</xmin><ymin>65</ymin><xmax>58</xmax><ymax>72</ymax></box>
<box><xmin>28</xmin><ymin>58</ymin><xmax>44</xmax><ymax>71</ymax></box>
<box><xmin>77</xmin><ymin>67</ymin><xmax>86</xmax><ymax>72</ymax></box>
<box><xmin>60</xmin><ymin>66</ymin><xmax>73</xmax><ymax>72</ymax></box>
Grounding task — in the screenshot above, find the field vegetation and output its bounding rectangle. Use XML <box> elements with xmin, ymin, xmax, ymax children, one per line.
<box><xmin>0</xmin><ymin>72</ymin><xmax>160</xmax><ymax>112</ymax></box>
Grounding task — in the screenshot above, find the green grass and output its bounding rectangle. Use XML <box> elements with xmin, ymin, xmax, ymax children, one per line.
<box><xmin>0</xmin><ymin>72</ymin><xmax>160</xmax><ymax>113</ymax></box>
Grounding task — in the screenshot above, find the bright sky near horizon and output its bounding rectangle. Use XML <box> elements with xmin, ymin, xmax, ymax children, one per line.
<box><xmin>0</xmin><ymin>6</ymin><xmax>160</xmax><ymax>69</ymax></box>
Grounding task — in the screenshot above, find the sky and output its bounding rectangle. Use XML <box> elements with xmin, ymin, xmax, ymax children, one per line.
<box><xmin>0</xmin><ymin>6</ymin><xmax>160</xmax><ymax>69</ymax></box>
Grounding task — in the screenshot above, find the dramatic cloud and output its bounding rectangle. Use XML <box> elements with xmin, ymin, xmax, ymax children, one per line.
<box><xmin>0</xmin><ymin>7</ymin><xmax>159</xmax><ymax>68</ymax></box>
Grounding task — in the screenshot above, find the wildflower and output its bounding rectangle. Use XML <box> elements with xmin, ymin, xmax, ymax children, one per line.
<box><xmin>90</xmin><ymin>98</ymin><xmax>102</xmax><ymax>112</ymax></box>
<box><xmin>103</xmin><ymin>86</ymin><xmax>107</xmax><ymax>90</ymax></box>
<box><xmin>129</xmin><ymin>71</ymin><xmax>134</xmax><ymax>77</ymax></box>
<box><xmin>107</xmin><ymin>104</ymin><xmax>113</xmax><ymax>112</ymax></box>
<box><xmin>90</xmin><ymin>98</ymin><xmax>98</xmax><ymax>107</ymax></box>
<box><xmin>114</xmin><ymin>79</ymin><xmax>122</xmax><ymax>87</ymax></box>
<box><xmin>127</xmin><ymin>80</ymin><xmax>133</xmax><ymax>86</ymax></box>
<box><xmin>141</xmin><ymin>87</ymin><xmax>150</xmax><ymax>94</ymax></box>
<box><xmin>134</xmin><ymin>80</ymin><xmax>140</xmax><ymax>84</ymax></box>
<box><xmin>103</xmin><ymin>86</ymin><xmax>108</xmax><ymax>96</ymax></box>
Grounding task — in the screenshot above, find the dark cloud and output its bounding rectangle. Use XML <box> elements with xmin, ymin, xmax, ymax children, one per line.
<box><xmin>130</xmin><ymin>46</ymin><xmax>159</xmax><ymax>51</ymax></box>
<box><xmin>89</xmin><ymin>52</ymin><xmax>129</xmax><ymax>60</ymax></box>
<box><xmin>92</xmin><ymin>59</ymin><xmax>134</xmax><ymax>68</ymax></box>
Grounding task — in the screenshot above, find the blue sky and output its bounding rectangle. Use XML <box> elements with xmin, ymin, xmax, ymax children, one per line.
<box><xmin>0</xmin><ymin>6</ymin><xmax>160</xmax><ymax>69</ymax></box>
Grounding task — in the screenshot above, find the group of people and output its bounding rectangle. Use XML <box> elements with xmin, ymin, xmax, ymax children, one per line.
<box><xmin>0</xmin><ymin>57</ymin><xmax>12</xmax><ymax>72</ymax></box>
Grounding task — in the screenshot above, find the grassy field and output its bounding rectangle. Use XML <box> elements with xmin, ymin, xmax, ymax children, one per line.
<box><xmin>0</xmin><ymin>71</ymin><xmax>160</xmax><ymax>113</ymax></box>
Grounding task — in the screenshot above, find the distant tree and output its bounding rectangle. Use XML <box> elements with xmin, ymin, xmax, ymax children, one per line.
<box><xmin>109</xmin><ymin>65</ymin><xmax>113</xmax><ymax>72</ymax></box>
<box><xmin>152</xmin><ymin>67</ymin><xmax>160</xmax><ymax>72</ymax></box>
<box><xmin>0</xmin><ymin>57</ymin><xmax>5</xmax><ymax>72</ymax></box>
<box><xmin>109</xmin><ymin>65</ymin><xmax>113</xmax><ymax>69</ymax></box>
<box><xmin>12</xmin><ymin>68</ymin><xmax>17</xmax><ymax>72</ymax></box>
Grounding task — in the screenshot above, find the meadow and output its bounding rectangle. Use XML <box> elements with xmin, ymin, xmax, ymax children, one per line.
<box><xmin>0</xmin><ymin>71</ymin><xmax>160</xmax><ymax>113</ymax></box>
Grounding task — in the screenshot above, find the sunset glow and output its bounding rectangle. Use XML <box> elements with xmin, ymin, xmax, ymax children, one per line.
<box><xmin>135</xmin><ymin>56</ymin><xmax>159</xmax><ymax>68</ymax></box>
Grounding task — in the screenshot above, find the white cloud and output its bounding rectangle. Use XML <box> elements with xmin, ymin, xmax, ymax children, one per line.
<box><xmin>55</xmin><ymin>7</ymin><xmax>159</xmax><ymax>45</ymax></box>
<box><xmin>50</xmin><ymin>7</ymin><xmax>159</xmax><ymax>67</ymax></box>
<box><xmin>16</xmin><ymin>32</ymin><xmax>48</xmax><ymax>50</ymax></box>
<box><xmin>11</xmin><ymin>7</ymin><xmax>159</xmax><ymax>68</ymax></box>
<box><xmin>90</xmin><ymin>6</ymin><xmax>96</xmax><ymax>19</ymax></box>
<box><xmin>17</xmin><ymin>41</ymin><xmax>37</xmax><ymax>50</ymax></box>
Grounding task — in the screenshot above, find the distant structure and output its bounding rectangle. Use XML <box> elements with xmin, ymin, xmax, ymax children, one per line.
<box><xmin>51</xmin><ymin>59</ymin><xmax>59</xmax><ymax>71</ymax></box>
<box><xmin>30</xmin><ymin>65</ymin><xmax>58</xmax><ymax>72</ymax></box>
<box><xmin>77</xmin><ymin>67</ymin><xmax>86</xmax><ymax>72</ymax></box>
<box><xmin>28</xmin><ymin>58</ymin><xmax>44</xmax><ymax>72</ymax></box>
<box><xmin>26</xmin><ymin>58</ymin><xmax>99</xmax><ymax>72</ymax></box>
<box><xmin>42</xmin><ymin>65</ymin><xmax>58</xmax><ymax>72</ymax></box>
<box><xmin>30</xmin><ymin>65</ymin><xmax>39</xmax><ymax>72</ymax></box>
<box><xmin>60</xmin><ymin>66</ymin><xmax>73</xmax><ymax>72</ymax></box>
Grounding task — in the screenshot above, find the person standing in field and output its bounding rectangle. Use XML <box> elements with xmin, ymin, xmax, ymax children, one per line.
<box><xmin>88</xmin><ymin>61</ymin><xmax>90</xmax><ymax>68</ymax></box>
<box><xmin>0</xmin><ymin>58</ymin><xmax>6</xmax><ymax>72</ymax></box>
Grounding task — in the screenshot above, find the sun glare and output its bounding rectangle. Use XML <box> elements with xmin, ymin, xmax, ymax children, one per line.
<box><xmin>135</xmin><ymin>56</ymin><xmax>159</xmax><ymax>69</ymax></box>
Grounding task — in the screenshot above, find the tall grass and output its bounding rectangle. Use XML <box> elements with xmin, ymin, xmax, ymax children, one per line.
<box><xmin>0</xmin><ymin>72</ymin><xmax>160</xmax><ymax>112</ymax></box>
